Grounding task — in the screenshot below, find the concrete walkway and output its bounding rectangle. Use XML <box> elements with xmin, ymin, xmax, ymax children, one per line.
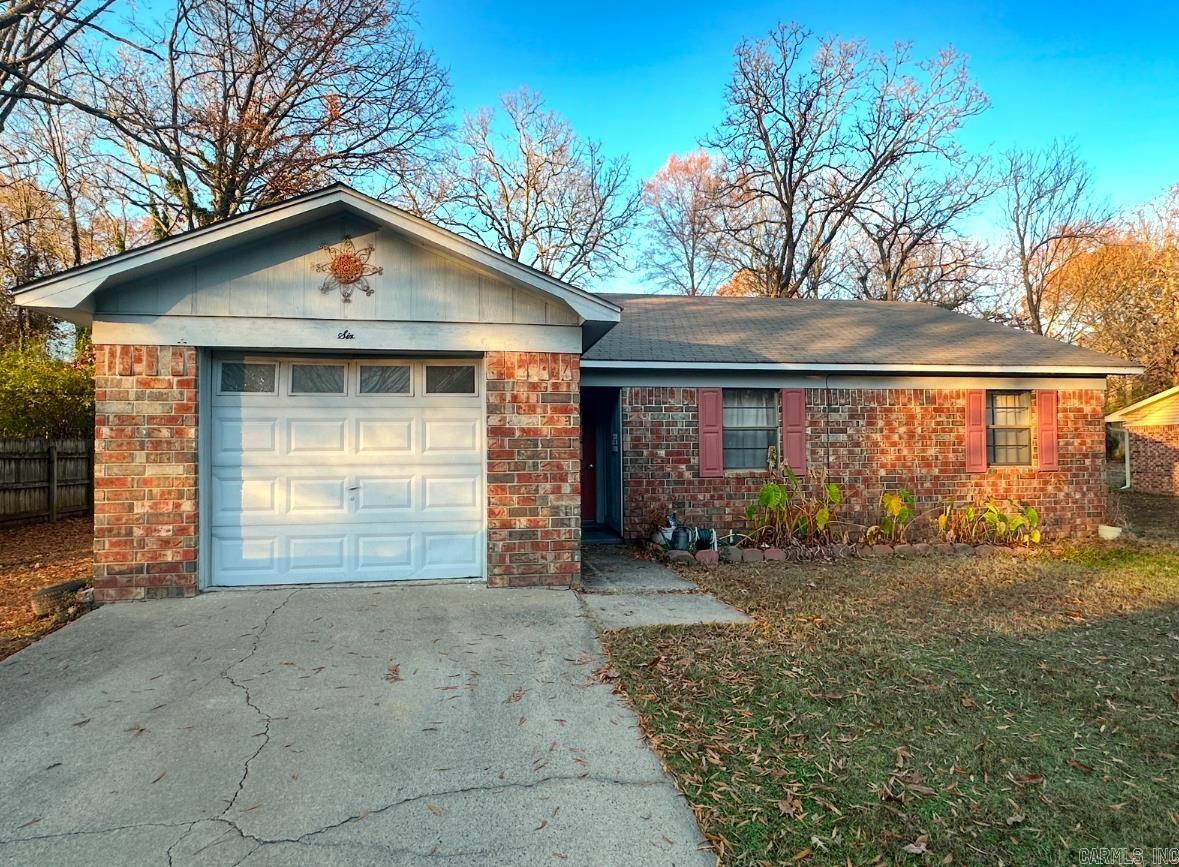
<box><xmin>0</xmin><ymin>586</ymin><xmax>712</xmax><ymax>866</ymax></box>
<box><xmin>579</xmin><ymin>547</ymin><xmax>752</xmax><ymax>630</ymax></box>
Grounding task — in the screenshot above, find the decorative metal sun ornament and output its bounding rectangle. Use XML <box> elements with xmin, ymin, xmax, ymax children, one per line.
<box><xmin>315</xmin><ymin>236</ymin><xmax>383</xmax><ymax>302</ymax></box>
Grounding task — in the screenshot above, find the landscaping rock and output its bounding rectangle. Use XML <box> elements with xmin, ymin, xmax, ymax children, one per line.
<box><xmin>763</xmin><ymin>548</ymin><xmax>786</xmax><ymax>561</ymax></box>
<box><xmin>719</xmin><ymin>546</ymin><xmax>743</xmax><ymax>564</ymax></box>
<box><xmin>952</xmin><ymin>543</ymin><xmax>975</xmax><ymax>555</ymax></box>
<box><xmin>892</xmin><ymin>543</ymin><xmax>913</xmax><ymax>556</ymax></box>
<box><xmin>933</xmin><ymin>543</ymin><xmax>955</xmax><ymax>555</ymax></box>
<box><xmin>831</xmin><ymin>543</ymin><xmax>853</xmax><ymax>559</ymax></box>
<box><xmin>974</xmin><ymin>544</ymin><xmax>999</xmax><ymax>557</ymax></box>
<box><xmin>870</xmin><ymin>544</ymin><xmax>894</xmax><ymax>556</ymax></box>
<box><xmin>909</xmin><ymin>543</ymin><xmax>932</xmax><ymax>556</ymax></box>
<box><xmin>741</xmin><ymin>548</ymin><xmax>764</xmax><ymax>563</ymax></box>
<box><xmin>666</xmin><ymin>550</ymin><xmax>696</xmax><ymax>565</ymax></box>
<box><xmin>695</xmin><ymin>549</ymin><xmax>719</xmax><ymax>568</ymax></box>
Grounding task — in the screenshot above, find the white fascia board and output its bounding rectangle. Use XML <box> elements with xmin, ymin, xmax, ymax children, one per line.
<box><xmin>581</xmin><ymin>359</ymin><xmax>1145</xmax><ymax>376</ymax></box>
<box><xmin>14</xmin><ymin>186</ymin><xmax>621</xmax><ymax>325</ymax></box>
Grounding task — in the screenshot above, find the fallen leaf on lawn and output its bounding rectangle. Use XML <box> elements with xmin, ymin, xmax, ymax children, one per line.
<box><xmin>1067</xmin><ymin>758</ymin><xmax>1094</xmax><ymax>774</ymax></box>
<box><xmin>903</xmin><ymin>836</ymin><xmax>929</xmax><ymax>854</ymax></box>
<box><xmin>791</xmin><ymin>848</ymin><xmax>812</xmax><ymax>861</ymax></box>
<box><xmin>960</xmin><ymin>696</ymin><xmax>976</xmax><ymax>708</ymax></box>
<box><xmin>1006</xmin><ymin>813</ymin><xmax>1025</xmax><ymax>826</ymax></box>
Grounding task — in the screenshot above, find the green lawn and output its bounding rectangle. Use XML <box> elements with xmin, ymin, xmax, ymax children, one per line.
<box><xmin>602</xmin><ymin>545</ymin><xmax>1179</xmax><ymax>865</ymax></box>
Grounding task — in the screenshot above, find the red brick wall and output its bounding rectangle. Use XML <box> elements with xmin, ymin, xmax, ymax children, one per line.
<box><xmin>93</xmin><ymin>345</ymin><xmax>198</xmax><ymax>601</ymax></box>
<box><xmin>486</xmin><ymin>352</ymin><xmax>581</xmax><ymax>587</ymax></box>
<box><xmin>622</xmin><ymin>386</ymin><xmax>1107</xmax><ymax>540</ymax></box>
<box><xmin>1127</xmin><ymin>424</ymin><xmax>1179</xmax><ymax>495</ymax></box>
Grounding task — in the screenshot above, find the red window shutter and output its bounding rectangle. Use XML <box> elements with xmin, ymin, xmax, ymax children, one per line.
<box><xmin>965</xmin><ymin>390</ymin><xmax>987</xmax><ymax>473</ymax></box>
<box><xmin>780</xmin><ymin>388</ymin><xmax>807</xmax><ymax>474</ymax></box>
<box><xmin>697</xmin><ymin>387</ymin><xmax>724</xmax><ymax>478</ymax></box>
<box><xmin>1037</xmin><ymin>390</ymin><xmax>1059</xmax><ymax>470</ymax></box>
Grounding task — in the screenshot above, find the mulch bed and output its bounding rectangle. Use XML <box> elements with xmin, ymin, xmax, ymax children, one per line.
<box><xmin>0</xmin><ymin>516</ymin><xmax>93</xmax><ymax>661</ymax></box>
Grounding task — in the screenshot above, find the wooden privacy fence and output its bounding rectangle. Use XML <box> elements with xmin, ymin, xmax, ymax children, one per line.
<box><xmin>0</xmin><ymin>439</ymin><xmax>93</xmax><ymax>526</ymax></box>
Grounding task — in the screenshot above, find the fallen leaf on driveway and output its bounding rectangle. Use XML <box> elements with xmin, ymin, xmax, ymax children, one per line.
<box><xmin>505</xmin><ymin>687</ymin><xmax>525</xmax><ymax>704</ymax></box>
<box><xmin>427</xmin><ymin>804</ymin><xmax>443</xmax><ymax>816</ymax></box>
<box><xmin>384</xmin><ymin>664</ymin><xmax>402</xmax><ymax>683</ymax></box>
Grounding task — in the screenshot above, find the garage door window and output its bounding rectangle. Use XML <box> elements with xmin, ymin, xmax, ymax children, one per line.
<box><xmin>425</xmin><ymin>364</ymin><xmax>476</xmax><ymax>395</ymax></box>
<box><xmin>359</xmin><ymin>364</ymin><xmax>412</xmax><ymax>395</ymax></box>
<box><xmin>291</xmin><ymin>363</ymin><xmax>346</xmax><ymax>395</ymax></box>
<box><xmin>219</xmin><ymin>362</ymin><xmax>276</xmax><ymax>394</ymax></box>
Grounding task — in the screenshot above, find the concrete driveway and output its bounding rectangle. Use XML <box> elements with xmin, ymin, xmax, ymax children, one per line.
<box><xmin>0</xmin><ymin>586</ymin><xmax>711</xmax><ymax>866</ymax></box>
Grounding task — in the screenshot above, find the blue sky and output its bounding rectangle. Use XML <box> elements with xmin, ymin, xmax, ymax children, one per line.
<box><xmin>418</xmin><ymin>0</ymin><xmax>1179</xmax><ymax>288</ymax></box>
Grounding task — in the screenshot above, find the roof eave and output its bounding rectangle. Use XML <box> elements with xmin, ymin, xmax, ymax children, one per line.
<box><xmin>581</xmin><ymin>359</ymin><xmax>1145</xmax><ymax>376</ymax></box>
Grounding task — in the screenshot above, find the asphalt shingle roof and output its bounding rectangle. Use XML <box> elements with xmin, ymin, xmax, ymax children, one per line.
<box><xmin>584</xmin><ymin>293</ymin><xmax>1138</xmax><ymax>373</ymax></box>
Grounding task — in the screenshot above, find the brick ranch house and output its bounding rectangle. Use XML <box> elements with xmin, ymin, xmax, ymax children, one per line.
<box><xmin>1106</xmin><ymin>386</ymin><xmax>1179</xmax><ymax>495</ymax></box>
<box><xmin>13</xmin><ymin>185</ymin><xmax>1141</xmax><ymax>601</ymax></box>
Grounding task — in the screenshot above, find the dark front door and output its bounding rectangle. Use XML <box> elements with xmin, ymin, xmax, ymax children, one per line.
<box><xmin>581</xmin><ymin>417</ymin><xmax>597</xmax><ymax>522</ymax></box>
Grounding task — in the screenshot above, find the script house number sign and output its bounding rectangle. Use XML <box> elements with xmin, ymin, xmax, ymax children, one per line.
<box><xmin>315</xmin><ymin>236</ymin><xmax>383</xmax><ymax>302</ymax></box>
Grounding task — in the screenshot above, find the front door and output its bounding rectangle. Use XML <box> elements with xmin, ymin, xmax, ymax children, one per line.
<box><xmin>581</xmin><ymin>416</ymin><xmax>597</xmax><ymax>522</ymax></box>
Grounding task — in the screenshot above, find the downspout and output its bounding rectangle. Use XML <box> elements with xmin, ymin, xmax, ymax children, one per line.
<box><xmin>1120</xmin><ymin>427</ymin><xmax>1132</xmax><ymax>491</ymax></box>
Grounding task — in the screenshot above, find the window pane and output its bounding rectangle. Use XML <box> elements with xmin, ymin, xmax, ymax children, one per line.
<box><xmin>426</xmin><ymin>365</ymin><xmax>476</xmax><ymax>394</ymax></box>
<box><xmin>723</xmin><ymin>389</ymin><xmax>777</xmax><ymax>427</ymax></box>
<box><xmin>987</xmin><ymin>391</ymin><xmax>1031</xmax><ymax>426</ymax></box>
<box><xmin>987</xmin><ymin>427</ymin><xmax>1031</xmax><ymax>466</ymax></box>
<box><xmin>220</xmin><ymin>362</ymin><xmax>275</xmax><ymax>393</ymax></box>
<box><xmin>723</xmin><ymin>428</ymin><xmax>776</xmax><ymax>470</ymax></box>
<box><xmin>290</xmin><ymin>364</ymin><xmax>346</xmax><ymax>394</ymax></box>
<box><xmin>359</xmin><ymin>365</ymin><xmax>411</xmax><ymax>394</ymax></box>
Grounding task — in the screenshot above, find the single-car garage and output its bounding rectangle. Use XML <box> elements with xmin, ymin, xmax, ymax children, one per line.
<box><xmin>209</xmin><ymin>356</ymin><xmax>485</xmax><ymax>585</ymax></box>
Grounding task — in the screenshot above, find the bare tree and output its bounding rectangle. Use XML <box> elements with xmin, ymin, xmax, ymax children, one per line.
<box><xmin>0</xmin><ymin>0</ymin><xmax>114</xmax><ymax>132</ymax></box>
<box><xmin>839</xmin><ymin>157</ymin><xmax>995</xmax><ymax>308</ymax></box>
<box><xmin>436</xmin><ymin>88</ymin><xmax>638</xmax><ymax>286</ymax></box>
<box><xmin>98</xmin><ymin>0</ymin><xmax>450</xmax><ymax>232</ymax></box>
<box><xmin>639</xmin><ymin>151</ymin><xmax>725</xmax><ymax>295</ymax></box>
<box><xmin>710</xmin><ymin>23</ymin><xmax>987</xmax><ymax>298</ymax></box>
<box><xmin>1002</xmin><ymin>140</ymin><xmax>1109</xmax><ymax>336</ymax></box>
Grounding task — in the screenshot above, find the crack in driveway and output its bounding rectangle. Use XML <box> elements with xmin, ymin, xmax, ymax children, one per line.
<box><xmin>218</xmin><ymin>590</ymin><xmax>299</xmax><ymax>818</ymax></box>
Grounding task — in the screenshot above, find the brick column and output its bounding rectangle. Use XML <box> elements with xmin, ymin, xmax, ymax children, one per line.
<box><xmin>485</xmin><ymin>352</ymin><xmax>580</xmax><ymax>588</ymax></box>
<box><xmin>93</xmin><ymin>345</ymin><xmax>198</xmax><ymax>601</ymax></box>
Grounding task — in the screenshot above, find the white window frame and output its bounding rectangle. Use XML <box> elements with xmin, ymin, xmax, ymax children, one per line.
<box><xmin>424</xmin><ymin>362</ymin><xmax>479</xmax><ymax>397</ymax></box>
<box><xmin>288</xmin><ymin>361</ymin><xmax>349</xmax><ymax>397</ymax></box>
<box><xmin>356</xmin><ymin>361</ymin><xmax>415</xmax><ymax>396</ymax></box>
<box><xmin>215</xmin><ymin>360</ymin><xmax>279</xmax><ymax>396</ymax></box>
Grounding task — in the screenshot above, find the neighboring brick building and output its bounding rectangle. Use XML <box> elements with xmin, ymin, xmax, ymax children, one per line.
<box><xmin>13</xmin><ymin>187</ymin><xmax>1141</xmax><ymax>601</ymax></box>
<box><xmin>1107</xmin><ymin>386</ymin><xmax>1179</xmax><ymax>496</ymax></box>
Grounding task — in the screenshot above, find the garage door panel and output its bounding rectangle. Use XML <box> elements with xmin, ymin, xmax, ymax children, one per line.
<box><xmin>287</xmin><ymin>418</ymin><xmax>347</xmax><ymax>454</ymax></box>
<box><xmin>212</xmin><ymin>476</ymin><xmax>277</xmax><ymax>517</ymax></box>
<box><xmin>288</xmin><ymin>477</ymin><xmax>348</xmax><ymax>514</ymax></box>
<box><xmin>355</xmin><ymin>475</ymin><xmax>414</xmax><ymax>511</ymax></box>
<box><xmin>287</xmin><ymin>535</ymin><xmax>347</xmax><ymax>573</ymax></box>
<box><xmin>210</xmin><ymin>357</ymin><xmax>484</xmax><ymax>586</ymax></box>
<box><xmin>212</xmin><ymin>415</ymin><xmax>279</xmax><ymax>458</ymax></box>
<box><xmin>422</xmin><ymin>417</ymin><xmax>481</xmax><ymax>453</ymax></box>
<box><xmin>355</xmin><ymin>534</ymin><xmax>415</xmax><ymax>573</ymax></box>
<box><xmin>356</xmin><ymin>418</ymin><xmax>414</xmax><ymax>454</ymax></box>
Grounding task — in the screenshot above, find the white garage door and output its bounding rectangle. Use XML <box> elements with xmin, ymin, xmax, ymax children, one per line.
<box><xmin>209</xmin><ymin>357</ymin><xmax>484</xmax><ymax>586</ymax></box>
